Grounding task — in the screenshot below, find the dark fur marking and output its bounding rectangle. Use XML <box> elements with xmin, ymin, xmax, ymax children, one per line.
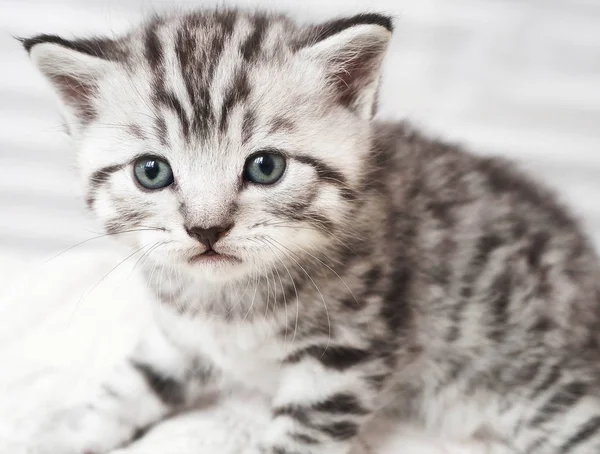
<box><xmin>241</xmin><ymin>110</ymin><xmax>256</xmax><ymax>145</ymax></box>
<box><xmin>219</xmin><ymin>69</ymin><xmax>251</xmax><ymax>132</ymax></box>
<box><xmin>241</xmin><ymin>14</ymin><xmax>268</xmax><ymax>61</ymax></box>
<box><xmin>488</xmin><ymin>271</ymin><xmax>512</xmax><ymax>342</ymax></box>
<box><xmin>382</xmin><ymin>264</ymin><xmax>412</xmax><ymax>332</ymax></box>
<box><xmin>214</xmin><ymin>9</ymin><xmax>238</xmax><ymax>35</ymax></box>
<box><xmin>365</xmin><ymin>373</ymin><xmax>388</xmax><ymax>390</ymax></box>
<box><xmin>317</xmin><ymin>420</ymin><xmax>359</xmax><ymax>441</ymax></box>
<box><xmin>155</xmin><ymin>90</ymin><xmax>190</xmax><ymax>137</ymax></box>
<box><xmin>284</xmin><ymin>345</ymin><xmax>371</xmax><ymax>371</ymax></box>
<box><xmin>126</xmin><ymin>124</ymin><xmax>146</xmax><ymax>140</ymax></box>
<box><xmin>271</xmin><ymin>448</ymin><xmax>300</xmax><ymax>454</ymax></box>
<box><xmin>307</xmin><ymin>212</ymin><xmax>335</xmax><ymax>233</ymax></box>
<box><xmin>364</xmin><ymin>266</ymin><xmax>382</xmax><ymax>295</ymax></box>
<box><xmin>87</xmin><ymin>164</ymin><xmax>122</xmax><ymax>207</ymax></box>
<box><xmin>154</xmin><ymin>116</ymin><xmax>168</xmax><ymax>146</ymax></box>
<box><xmin>20</xmin><ymin>34</ymin><xmax>125</xmax><ymax>61</ymax></box>
<box><xmin>294</xmin><ymin>155</ymin><xmax>347</xmax><ymax>187</ymax></box>
<box><xmin>525</xmin><ymin>436</ymin><xmax>547</xmax><ymax>453</ymax></box>
<box><xmin>291</xmin><ymin>433</ymin><xmax>318</xmax><ymax>445</ymax></box>
<box><xmin>312</xmin><ymin>14</ymin><xmax>393</xmax><ymax>45</ymax></box>
<box><xmin>530</xmin><ymin>382</ymin><xmax>587</xmax><ymax>427</ymax></box>
<box><xmin>114</xmin><ymin>208</ymin><xmax>149</xmax><ymax>228</ymax></box>
<box><xmin>530</xmin><ymin>365</ymin><xmax>562</xmax><ymax>400</ymax></box>
<box><xmin>146</xmin><ymin>23</ymin><xmax>192</xmax><ymax>139</ymax></box>
<box><xmin>273</xmin><ymin>405</ymin><xmax>310</xmax><ymax>425</ymax></box>
<box><xmin>312</xmin><ymin>393</ymin><xmax>368</xmax><ymax>415</ymax></box>
<box><xmin>339</xmin><ymin>187</ymin><xmax>358</xmax><ymax>201</ymax></box>
<box><xmin>144</xmin><ymin>26</ymin><xmax>163</xmax><ymax>71</ymax></box>
<box><xmin>175</xmin><ymin>10</ymin><xmax>238</xmax><ymax>137</ymax></box>
<box><xmin>267</xmin><ymin>202</ymin><xmax>335</xmax><ymax>234</ymax></box>
<box><xmin>132</xmin><ymin>426</ymin><xmax>150</xmax><ymax>442</ymax></box>
<box><xmin>527</xmin><ymin>232</ymin><xmax>549</xmax><ymax>269</ymax></box>
<box><xmin>176</xmin><ymin>28</ymin><xmax>205</xmax><ymax>136</ymax></box>
<box><xmin>447</xmin><ymin>233</ymin><xmax>504</xmax><ymax>342</ymax></box>
<box><xmin>479</xmin><ymin>158</ymin><xmax>576</xmax><ymax>229</ymax></box>
<box><xmin>269</xmin><ymin>116</ymin><xmax>295</xmax><ymax>134</ymax></box>
<box><xmin>559</xmin><ymin>415</ymin><xmax>600</xmax><ymax>453</ymax></box>
<box><xmin>511</xmin><ymin>362</ymin><xmax>542</xmax><ymax>389</ymax></box>
<box><xmin>131</xmin><ymin>360</ymin><xmax>185</xmax><ymax>407</ymax></box>
<box><xmin>101</xmin><ymin>384</ymin><xmax>121</xmax><ymax>400</ymax></box>
<box><xmin>340</xmin><ymin>296</ymin><xmax>365</xmax><ymax>311</ymax></box>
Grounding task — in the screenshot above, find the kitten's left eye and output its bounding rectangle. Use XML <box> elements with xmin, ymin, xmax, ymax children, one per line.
<box><xmin>133</xmin><ymin>156</ymin><xmax>174</xmax><ymax>190</ymax></box>
<box><xmin>244</xmin><ymin>151</ymin><xmax>286</xmax><ymax>185</ymax></box>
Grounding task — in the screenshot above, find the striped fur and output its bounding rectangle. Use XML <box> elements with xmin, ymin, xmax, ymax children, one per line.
<box><xmin>22</xmin><ymin>8</ymin><xmax>600</xmax><ymax>454</ymax></box>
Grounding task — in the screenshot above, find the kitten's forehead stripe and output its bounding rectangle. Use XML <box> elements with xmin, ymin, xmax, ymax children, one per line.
<box><xmin>240</xmin><ymin>13</ymin><xmax>268</xmax><ymax>61</ymax></box>
<box><xmin>156</xmin><ymin>90</ymin><xmax>190</xmax><ymax>137</ymax></box>
<box><xmin>241</xmin><ymin>110</ymin><xmax>256</xmax><ymax>145</ymax></box>
<box><xmin>219</xmin><ymin>68</ymin><xmax>251</xmax><ymax>133</ymax></box>
<box><xmin>144</xmin><ymin>24</ymin><xmax>164</xmax><ymax>71</ymax></box>
<box><xmin>172</xmin><ymin>11</ymin><xmax>243</xmax><ymax>138</ymax></box>
<box><xmin>128</xmin><ymin>9</ymin><xmax>378</xmax><ymax>144</ymax></box>
<box><xmin>269</xmin><ymin>116</ymin><xmax>296</xmax><ymax>135</ymax></box>
<box><xmin>154</xmin><ymin>116</ymin><xmax>168</xmax><ymax>146</ymax></box>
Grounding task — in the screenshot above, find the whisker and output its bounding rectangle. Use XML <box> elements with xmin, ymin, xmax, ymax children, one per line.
<box><xmin>277</xmin><ymin>239</ymin><xmax>360</xmax><ymax>310</ymax></box>
<box><xmin>69</xmin><ymin>242</ymin><xmax>155</xmax><ymax>325</ymax></box>
<box><xmin>45</xmin><ymin>227</ymin><xmax>165</xmax><ymax>264</ymax></box>
<box><xmin>255</xmin><ymin>238</ymin><xmax>298</xmax><ymax>347</ymax></box>
<box><xmin>264</xmin><ymin>238</ymin><xmax>330</xmax><ymax>349</ymax></box>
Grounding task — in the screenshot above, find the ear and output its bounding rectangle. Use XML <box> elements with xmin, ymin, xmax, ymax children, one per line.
<box><xmin>20</xmin><ymin>34</ymin><xmax>121</xmax><ymax>132</ymax></box>
<box><xmin>300</xmin><ymin>14</ymin><xmax>393</xmax><ymax>119</ymax></box>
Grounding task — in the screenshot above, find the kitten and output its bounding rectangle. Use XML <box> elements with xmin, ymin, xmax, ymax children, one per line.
<box><xmin>21</xmin><ymin>7</ymin><xmax>600</xmax><ymax>454</ymax></box>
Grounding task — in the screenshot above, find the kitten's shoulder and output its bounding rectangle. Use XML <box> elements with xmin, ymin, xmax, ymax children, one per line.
<box><xmin>372</xmin><ymin>120</ymin><xmax>589</xmax><ymax>237</ymax></box>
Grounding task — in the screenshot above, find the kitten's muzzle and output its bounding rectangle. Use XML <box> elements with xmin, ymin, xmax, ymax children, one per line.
<box><xmin>185</xmin><ymin>224</ymin><xmax>233</xmax><ymax>249</ymax></box>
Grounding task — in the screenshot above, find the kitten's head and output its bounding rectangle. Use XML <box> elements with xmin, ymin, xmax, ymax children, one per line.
<box><xmin>23</xmin><ymin>9</ymin><xmax>392</xmax><ymax>281</ymax></box>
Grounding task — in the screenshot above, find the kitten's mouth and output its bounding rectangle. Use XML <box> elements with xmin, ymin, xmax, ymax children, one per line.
<box><xmin>188</xmin><ymin>248</ymin><xmax>239</xmax><ymax>264</ymax></box>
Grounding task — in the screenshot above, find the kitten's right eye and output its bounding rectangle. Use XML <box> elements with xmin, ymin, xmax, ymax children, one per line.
<box><xmin>133</xmin><ymin>156</ymin><xmax>174</xmax><ymax>190</ymax></box>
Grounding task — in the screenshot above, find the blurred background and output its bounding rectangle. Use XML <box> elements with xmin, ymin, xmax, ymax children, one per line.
<box><xmin>1</xmin><ymin>0</ymin><xmax>599</xmax><ymax>259</ymax></box>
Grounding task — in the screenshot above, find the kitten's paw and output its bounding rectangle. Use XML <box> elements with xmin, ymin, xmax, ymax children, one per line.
<box><xmin>28</xmin><ymin>404</ymin><xmax>136</xmax><ymax>454</ymax></box>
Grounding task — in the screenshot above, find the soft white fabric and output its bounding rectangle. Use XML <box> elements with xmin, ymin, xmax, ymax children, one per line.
<box><xmin>0</xmin><ymin>251</ymin><xmax>479</xmax><ymax>454</ymax></box>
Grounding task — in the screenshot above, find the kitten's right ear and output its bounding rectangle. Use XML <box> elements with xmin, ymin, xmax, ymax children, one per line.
<box><xmin>20</xmin><ymin>35</ymin><xmax>120</xmax><ymax>130</ymax></box>
<box><xmin>299</xmin><ymin>13</ymin><xmax>393</xmax><ymax>119</ymax></box>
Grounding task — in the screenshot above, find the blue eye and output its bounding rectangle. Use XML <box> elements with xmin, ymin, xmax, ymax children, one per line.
<box><xmin>133</xmin><ymin>156</ymin><xmax>174</xmax><ymax>190</ymax></box>
<box><xmin>244</xmin><ymin>151</ymin><xmax>286</xmax><ymax>185</ymax></box>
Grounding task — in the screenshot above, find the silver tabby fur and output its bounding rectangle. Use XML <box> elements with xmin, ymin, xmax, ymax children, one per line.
<box><xmin>22</xmin><ymin>7</ymin><xmax>600</xmax><ymax>454</ymax></box>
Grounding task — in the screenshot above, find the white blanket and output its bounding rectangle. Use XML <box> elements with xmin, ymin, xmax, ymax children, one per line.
<box><xmin>0</xmin><ymin>251</ymin><xmax>478</xmax><ymax>454</ymax></box>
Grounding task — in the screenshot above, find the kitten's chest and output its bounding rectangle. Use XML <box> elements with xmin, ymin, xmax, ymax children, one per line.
<box><xmin>160</xmin><ymin>309</ymin><xmax>287</xmax><ymax>395</ymax></box>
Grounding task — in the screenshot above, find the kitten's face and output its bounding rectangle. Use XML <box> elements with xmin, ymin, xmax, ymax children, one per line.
<box><xmin>25</xmin><ymin>11</ymin><xmax>392</xmax><ymax>282</ymax></box>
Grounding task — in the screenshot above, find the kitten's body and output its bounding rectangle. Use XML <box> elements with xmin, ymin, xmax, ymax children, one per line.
<box><xmin>22</xmin><ymin>8</ymin><xmax>600</xmax><ymax>454</ymax></box>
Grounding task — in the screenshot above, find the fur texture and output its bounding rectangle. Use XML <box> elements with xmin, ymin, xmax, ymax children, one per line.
<box><xmin>21</xmin><ymin>8</ymin><xmax>600</xmax><ymax>454</ymax></box>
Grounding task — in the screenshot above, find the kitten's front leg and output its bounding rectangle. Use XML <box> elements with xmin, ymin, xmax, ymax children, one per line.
<box><xmin>253</xmin><ymin>345</ymin><xmax>389</xmax><ymax>454</ymax></box>
<box><xmin>33</xmin><ymin>321</ymin><xmax>218</xmax><ymax>454</ymax></box>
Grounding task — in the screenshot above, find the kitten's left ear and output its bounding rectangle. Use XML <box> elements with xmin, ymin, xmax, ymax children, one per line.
<box><xmin>20</xmin><ymin>34</ymin><xmax>121</xmax><ymax>132</ymax></box>
<box><xmin>300</xmin><ymin>13</ymin><xmax>393</xmax><ymax>119</ymax></box>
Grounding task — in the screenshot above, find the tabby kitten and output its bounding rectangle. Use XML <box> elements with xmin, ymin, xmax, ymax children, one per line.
<box><xmin>22</xmin><ymin>8</ymin><xmax>600</xmax><ymax>454</ymax></box>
